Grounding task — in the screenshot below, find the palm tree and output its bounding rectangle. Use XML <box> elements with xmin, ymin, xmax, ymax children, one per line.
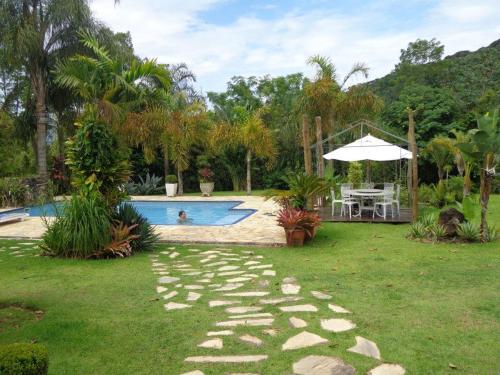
<box><xmin>451</xmin><ymin>130</ymin><xmax>474</xmax><ymax>196</ymax></box>
<box><xmin>304</xmin><ymin>55</ymin><xmax>380</xmax><ymax>169</ymax></box>
<box><xmin>240</xmin><ymin>110</ymin><xmax>276</xmax><ymax>195</ymax></box>
<box><xmin>1</xmin><ymin>0</ymin><xmax>94</xmax><ymax>190</ymax></box>
<box><xmin>425</xmin><ymin>136</ymin><xmax>454</xmax><ymax>181</ymax></box>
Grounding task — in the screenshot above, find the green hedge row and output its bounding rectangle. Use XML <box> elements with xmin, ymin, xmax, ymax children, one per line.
<box><xmin>0</xmin><ymin>343</ymin><xmax>48</xmax><ymax>375</ymax></box>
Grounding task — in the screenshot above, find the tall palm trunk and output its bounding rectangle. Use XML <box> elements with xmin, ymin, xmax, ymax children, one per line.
<box><xmin>177</xmin><ymin>170</ymin><xmax>183</xmax><ymax>195</ymax></box>
<box><xmin>246</xmin><ymin>150</ymin><xmax>252</xmax><ymax>195</ymax></box>
<box><xmin>32</xmin><ymin>70</ymin><xmax>48</xmax><ymax>191</ymax></box>
<box><xmin>479</xmin><ymin>154</ymin><xmax>493</xmax><ymax>242</ymax></box>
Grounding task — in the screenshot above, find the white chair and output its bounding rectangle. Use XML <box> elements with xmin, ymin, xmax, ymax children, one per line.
<box><xmin>340</xmin><ymin>188</ymin><xmax>359</xmax><ymax>219</ymax></box>
<box><xmin>392</xmin><ymin>184</ymin><xmax>401</xmax><ymax>216</ymax></box>
<box><xmin>330</xmin><ymin>188</ymin><xmax>343</xmax><ymax>216</ymax></box>
<box><xmin>384</xmin><ymin>182</ymin><xmax>394</xmax><ymax>190</ymax></box>
<box><xmin>360</xmin><ymin>182</ymin><xmax>374</xmax><ymax>189</ymax></box>
<box><xmin>373</xmin><ymin>190</ymin><xmax>394</xmax><ymax>220</ymax></box>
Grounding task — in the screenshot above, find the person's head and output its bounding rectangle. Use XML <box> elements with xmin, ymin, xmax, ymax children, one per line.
<box><xmin>178</xmin><ymin>210</ymin><xmax>187</xmax><ymax>220</ymax></box>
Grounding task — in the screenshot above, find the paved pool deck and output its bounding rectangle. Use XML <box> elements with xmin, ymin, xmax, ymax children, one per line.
<box><xmin>0</xmin><ymin>195</ymin><xmax>286</xmax><ymax>246</ymax></box>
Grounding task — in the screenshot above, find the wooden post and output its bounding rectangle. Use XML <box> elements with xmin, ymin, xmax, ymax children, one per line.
<box><xmin>302</xmin><ymin>115</ymin><xmax>313</xmax><ymax>176</ymax></box>
<box><xmin>407</xmin><ymin>107</ymin><xmax>418</xmax><ymax>222</ymax></box>
<box><xmin>315</xmin><ymin>116</ymin><xmax>324</xmax><ymax>178</ymax></box>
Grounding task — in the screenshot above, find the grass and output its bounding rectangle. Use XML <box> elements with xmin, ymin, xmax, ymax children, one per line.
<box><xmin>0</xmin><ymin>197</ymin><xmax>498</xmax><ymax>374</ymax></box>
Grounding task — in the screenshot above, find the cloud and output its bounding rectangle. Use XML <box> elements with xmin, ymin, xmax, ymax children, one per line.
<box><xmin>90</xmin><ymin>0</ymin><xmax>500</xmax><ymax>93</ymax></box>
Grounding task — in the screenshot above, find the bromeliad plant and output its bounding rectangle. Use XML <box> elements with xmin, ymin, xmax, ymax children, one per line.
<box><xmin>199</xmin><ymin>167</ymin><xmax>214</xmax><ymax>183</ymax></box>
<box><xmin>277</xmin><ymin>207</ymin><xmax>321</xmax><ymax>246</ymax></box>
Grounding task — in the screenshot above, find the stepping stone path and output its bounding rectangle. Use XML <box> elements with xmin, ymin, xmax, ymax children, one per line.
<box><xmin>150</xmin><ymin>247</ymin><xmax>405</xmax><ymax>374</ymax></box>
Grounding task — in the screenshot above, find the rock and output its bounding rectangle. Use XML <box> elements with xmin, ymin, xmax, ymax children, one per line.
<box><xmin>239</xmin><ymin>334</ymin><xmax>263</xmax><ymax>346</ymax></box>
<box><xmin>186</xmin><ymin>292</ymin><xmax>201</xmax><ymax>301</ymax></box>
<box><xmin>293</xmin><ymin>355</ymin><xmax>356</xmax><ymax>375</ymax></box>
<box><xmin>164</xmin><ymin>302</ymin><xmax>191</xmax><ymax>311</ymax></box>
<box><xmin>225</xmin><ymin>306</ymin><xmax>263</xmax><ymax>314</ymax></box>
<box><xmin>185</xmin><ymin>285</ymin><xmax>204</xmax><ymax>290</ymax></box>
<box><xmin>218</xmin><ymin>265</ymin><xmax>240</xmax><ymax>271</ymax></box>
<box><xmin>228</xmin><ymin>313</ymin><xmax>273</xmax><ymax>319</ymax></box>
<box><xmin>215</xmin><ymin>318</ymin><xmax>274</xmax><ymax>327</ymax></box>
<box><xmin>218</xmin><ymin>271</ymin><xmax>246</xmax><ymax>276</ymax></box>
<box><xmin>180</xmin><ymin>371</ymin><xmax>204</xmax><ymax>375</ymax></box>
<box><xmin>198</xmin><ymin>338</ymin><xmax>223</xmax><ymax>349</ymax></box>
<box><xmin>281</xmin><ymin>283</ymin><xmax>301</xmax><ymax>295</ymax></box>
<box><xmin>347</xmin><ymin>336</ymin><xmax>381</xmax><ymax>359</ymax></box>
<box><xmin>156</xmin><ymin>286</ymin><xmax>168</xmax><ymax>293</ymax></box>
<box><xmin>158</xmin><ymin>276</ymin><xmax>179</xmax><ymax>284</ymax></box>
<box><xmin>213</xmin><ymin>283</ymin><xmax>244</xmax><ymax>291</ymax></box>
<box><xmin>259</xmin><ymin>296</ymin><xmax>303</xmax><ymax>305</ymax></box>
<box><xmin>262</xmin><ymin>329</ymin><xmax>278</xmax><ymax>336</ymax></box>
<box><xmin>282</xmin><ymin>331</ymin><xmax>328</xmax><ymax>351</ymax></box>
<box><xmin>311</xmin><ymin>291</ymin><xmax>332</xmax><ymax>300</ymax></box>
<box><xmin>279</xmin><ymin>304</ymin><xmax>318</xmax><ymax>312</ymax></box>
<box><xmin>162</xmin><ymin>291</ymin><xmax>178</xmax><ymax>300</ymax></box>
<box><xmin>226</xmin><ymin>277</ymin><xmax>252</xmax><ymax>283</ymax></box>
<box><xmin>262</xmin><ymin>270</ymin><xmax>276</xmax><ymax>276</ymax></box>
<box><xmin>244</xmin><ymin>261</ymin><xmax>261</xmax><ymax>265</ymax></box>
<box><xmin>289</xmin><ymin>316</ymin><xmax>308</xmax><ymax>328</ymax></box>
<box><xmin>224</xmin><ymin>291</ymin><xmax>269</xmax><ymax>297</ymax></box>
<box><xmin>248</xmin><ymin>264</ymin><xmax>273</xmax><ymax>269</ymax></box>
<box><xmin>207</xmin><ymin>330</ymin><xmax>234</xmax><ymax>336</ymax></box>
<box><xmin>438</xmin><ymin>208</ymin><xmax>465</xmax><ymax>237</ymax></box>
<box><xmin>184</xmin><ymin>355</ymin><xmax>268</xmax><ymax>363</ymax></box>
<box><xmin>368</xmin><ymin>364</ymin><xmax>406</xmax><ymax>375</ymax></box>
<box><xmin>328</xmin><ymin>304</ymin><xmax>351</xmax><ymax>314</ymax></box>
<box><xmin>208</xmin><ymin>300</ymin><xmax>241</xmax><ymax>307</ymax></box>
<box><xmin>320</xmin><ymin>318</ymin><xmax>356</xmax><ymax>332</ymax></box>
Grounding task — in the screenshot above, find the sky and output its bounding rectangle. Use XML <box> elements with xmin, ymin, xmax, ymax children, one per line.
<box><xmin>90</xmin><ymin>0</ymin><xmax>500</xmax><ymax>94</ymax></box>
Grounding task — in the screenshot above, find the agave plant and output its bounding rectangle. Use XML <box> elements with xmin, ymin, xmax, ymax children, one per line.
<box><xmin>430</xmin><ymin>223</ymin><xmax>447</xmax><ymax>241</ymax></box>
<box><xmin>407</xmin><ymin>222</ymin><xmax>427</xmax><ymax>240</ymax></box>
<box><xmin>124</xmin><ymin>173</ymin><xmax>163</xmax><ymax>195</ymax></box>
<box><xmin>457</xmin><ymin>222</ymin><xmax>480</xmax><ymax>242</ymax></box>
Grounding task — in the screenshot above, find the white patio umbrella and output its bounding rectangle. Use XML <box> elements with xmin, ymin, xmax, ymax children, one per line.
<box><xmin>323</xmin><ymin>134</ymin><xmax>412</xmax><ymax>161</ymax></box>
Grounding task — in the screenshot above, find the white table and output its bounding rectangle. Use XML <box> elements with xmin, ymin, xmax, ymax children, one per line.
<box><xmin>346</xmin><ymin>189</ymin><xmax>386</xmax><ymax>217</ymax></box>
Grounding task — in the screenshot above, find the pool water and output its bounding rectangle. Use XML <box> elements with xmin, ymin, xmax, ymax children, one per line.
<box><xmin>16</xmin><ymin>200</ymin><xmax>256</xmax><ymax>226</ymax></box>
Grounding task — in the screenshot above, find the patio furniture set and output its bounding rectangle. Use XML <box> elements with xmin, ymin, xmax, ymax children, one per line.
<box><xmin>331</xmin><ymin>183</ymin><xmax>401</xmax><ymax>220</ymax></box>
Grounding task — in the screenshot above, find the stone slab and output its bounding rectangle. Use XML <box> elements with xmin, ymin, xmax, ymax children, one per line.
<box><xmin>311</xmin><ymin>291</ymin><xmax>332</xmax><ymax>300</ymax></box>
<box><xmin>239</xmin><ymin>334</ymin><xmax>263</xmax><ymax>346</ymax></box>
<box><xmin>320</xmin><ymin>318</ymin><xmax>356</xmax><ymax>333</ymax></box>
<box><xmin>184</xmin><ymin>355</ymin><xmax>268</xmax><ymax>363</ymax></box>
<box><xmin>328</xmin><ymin>304</ymin><xmax>351</xmax><ymax>314</ymax></box>
<box><xmin>279</xmin><ymin>304</ymin><xmax>318</xmax><ymax>312</ymax></box>
<box><xmin>225</xmin><ymin>306</ymin><xmax>263</xmax><ymax>314</ymax></box>
<box><xmin>164</xmin><ymin>302</ymin><xmax>191</xmax><ymax>311</ymax></box>
<box><xmin>207</xmin><ymin>330</ymin><xmax>234</xmax><ymax>336</ymax></box>
<box><xmin>282</xmin><ymin>331</ymin><xmax>328</xmax><ymax>351</ymax></box>
<box><xmin>368</xmin><ymin>364</ymin><xmax>406</xmax><ymax>375</ymax></box>
<box><xmin>293</xmin><ymin>355</ymin><xmax>356</xmax><ymax>375</ymax></box>
<box><xmin>289</xmin><ymin>316</ymin><xmax>308</xmax><ymax>328</ymax></box>
<box><xmin>215</xmin><ymin>318</ymin><xmax>274</xmax><ymax>327</ymax></box>
<box><xmin>198</xmin><ymin>338</ymin><xmax>223</xmax><ymax>349</ymax></box>
<box><xmin>347</xmin><ymin>336</ymin><xmax>381</xmax><ymax>359</ymax></box>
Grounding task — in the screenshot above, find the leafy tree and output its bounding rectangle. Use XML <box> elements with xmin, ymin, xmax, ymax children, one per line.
<box><xmin>1</xmin><ymin>0</ymin><xmax>94</xmax><ymax>189</ymax></box>
<box><xmin>457</xmin><ymin>110</ymin><xmax>499</xmax><ymax>242</ymax></box>
<box><xmin>425</xmin><ymin>136</ymin><xmax>455</xmax><ymax>181</ymax></box>
<box><xmin>399</xmin><ymin>38</ymin><xmax>444</xmax><ymax>66</ymax></box>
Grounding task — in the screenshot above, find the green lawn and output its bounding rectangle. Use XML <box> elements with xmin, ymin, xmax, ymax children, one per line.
<box><xmin>0</xmin><ymin>198</ymin><xmax>498</xmax><ymax>374</ymax></box>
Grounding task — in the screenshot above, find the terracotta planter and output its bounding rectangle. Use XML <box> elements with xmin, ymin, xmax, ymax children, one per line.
<box><xmin>200</xmin><ymin>182</ymin><xmax>214</xmax><ymax>196</ymax></box>
<box><xmin>285</xmin><ymin>229</ymin><xmax>306</xmax><ymax>247</ymax></box>
<box><xmin>165</xmin><ymin>183</ymin><xmax>177</xmax><ymax>197</ymax></box>
<box><xmin>304</xmin><ymin>227</ymin><xmax>317</xmax><ymax>242</ymax></box>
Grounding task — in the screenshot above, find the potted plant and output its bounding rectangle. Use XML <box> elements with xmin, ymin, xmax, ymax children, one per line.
<box><xmin>302</xmin><ymin>211</ymin><xmax>321</xmax><ymax>241</ymax></box>
<box><xmin>165</xmin><ymin>175</ymin><xmax>178</xmax><ymax>197</ymax></box>
<box><xmin>277</xmin><ymin>207</ymin><xmax>310</xmax><ymax>247</ymax></box>
<box><xmin>199</xmin><ymin>167</ymin><xmax>214</xmax><ymax>196</ymax></box>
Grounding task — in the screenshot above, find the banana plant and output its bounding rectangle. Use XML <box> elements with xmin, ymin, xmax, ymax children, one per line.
<box><xmin>456</xmin><ymin>109</ymin><xmax>499</xmax><ymax>242</ymax></box>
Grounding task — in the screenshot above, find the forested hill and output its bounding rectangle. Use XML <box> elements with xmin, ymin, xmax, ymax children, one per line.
<box><xmin>365</xmin><ymin>38</ymin><xmax>500</xmax><ymax>147</ymax></box>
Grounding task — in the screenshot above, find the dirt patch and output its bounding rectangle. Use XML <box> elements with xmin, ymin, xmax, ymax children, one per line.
<box><xmin>0</xmin><ymin>303</ymin><xmax>44</xmax><ymax>332</ymax></box>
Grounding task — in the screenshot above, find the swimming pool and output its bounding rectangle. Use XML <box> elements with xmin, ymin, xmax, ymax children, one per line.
<box><xmin>10</xmin><ymin>200</ymin><xmax>256</xmax><ymax>226</ymax></box>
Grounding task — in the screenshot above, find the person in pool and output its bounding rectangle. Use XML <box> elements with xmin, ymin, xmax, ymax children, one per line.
<box><xmin>177</xmin><ymin>210</ymin><xmax>192</xmax><ymax>224</ymax></box>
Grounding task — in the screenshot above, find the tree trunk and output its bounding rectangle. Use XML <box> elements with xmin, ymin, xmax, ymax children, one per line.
<box><xmin>479</xmin><ymin>155</ymin><xmax>493</xmax><ymax>242</ymax></box>
<box><xmin>302</xmin><ymin>115</ymin><xmax>313</xmax><ymax>176</ymax></box>
<box><xmin>177</xmin><ymin>170</ymin><xmax>183</xmax><ymax>195</ymax></box>
<box><xmin>163</xmin><ymin>145</ymin><xmax>169</xmax><ymax>178</ymax></box>
<box><xmin>56</xmin><ymin>114</ymin><xmax>67</xmax><ymax>190</ymax></box>
<box><xmin>463</xmin><ymin>163</ymin><xmax>472</xmax><ymax>197</ymax></box>
<box><xmin>407</xmin><ymin>108</ymin><xmax>418</xmax><ymax>222</ymax></box>
<box><xmin>315</xmin><ymin>116</ymin><xmax>324</xmax><ymax>178</ymax></box>
<box><xmin>437</xmin><ymin>167</ymin><xmax>444</xmax><ymax>181</ymax></box>
<box><xmin>246</xmin><ymin>150</ymin><xmax>252</xmax><ymax>195</ymax></box>
<box><xmin>327</xmin><ymin>116</ymin><xmax>334</xmax><ymax>170</ymax></box>
<box><xmin>32</xmin><ymin>70</ymin><xmax>48</xmax><ymax>192</ymax></box>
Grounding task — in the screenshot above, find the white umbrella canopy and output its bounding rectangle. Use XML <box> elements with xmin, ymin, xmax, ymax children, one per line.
<box><xmin>323</xmin><ymin>134</ymin><xmax>412</xmax><ymax>161</ymax></box>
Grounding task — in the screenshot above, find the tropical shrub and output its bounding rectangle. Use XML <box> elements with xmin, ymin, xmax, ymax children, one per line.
<box><xmin>0</xmin><ymin>177</ymin><xmax>28</xmax><ymax>207</ymax></box>
<box><xmin>199</xmin><ymin>167</ymin><xmax>214</xmax><ymax>183</ymax></box>
<box><xmin>418</xmin><ymin>184</ymin><xmax>434</xmax><ymax>204</ymax></box>
<box><xmin>113</xmin><ymin>203</ymin><xmax>158</xmax><ymax>252</ymax></box>
<box><xmin>124</xmin><ymin>173</ymin><xmax>163</xmax><ymax>195</ymax></box>
<box><xmin>407</xmin><ymin>222</ymin><xmax>427</xmax><ymax>239</ymax></box>
<box><xmin>485</xmin><ymin>225</ymin><xmax>498</xmax><ymax>242</ymax></box>
<box><xmin>41</xmin><ymin>194</ymin><xmax>112</xmax><ymax>258</ymax></box>
<box><xmin>457</xmin><ymin>222</ymin><xmax>480</xmax><ymax>242</ymax></box>
<box><xmin>66</xmin><ymin>119</ymin><xmax>130</xmax><ymax>208</ymax></box>
<box><xmin>276</xmin><ymin>207</ymin><xmax>321</xmax><ymax>237</ymax></box>
<box><xmin>283</xmin><ymin>173</ymin><xmax>329</xmax><ymax>210</ymax></box>
<box><xmin>0</xmin><ymin>343</ymin><xmax>48</xmax><ymax>375</ymax></box>
<box><xmin>165</xmin><ymin>174</ymin><xmax>178</xmax><ymax>183</ymax></box>
<box><xmin>430</xmin><ymin>223</ymin><xmax>447</xmax><ymax>241</ymax></box>
<box><xmin>347</xmin><ymin>162</ymin><xmax>363</xmax><ymax>188</ymax></box>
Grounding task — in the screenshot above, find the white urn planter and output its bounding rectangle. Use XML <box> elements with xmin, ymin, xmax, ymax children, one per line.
<box><xmin>200</xmin><ymin>182</ymin><xmax>214</xmax><ymax>196</ymax></box>
<box><xmin>165</xmin><ymin>183</ymin><xmax>178</xmax><ymax>197</ymax></box>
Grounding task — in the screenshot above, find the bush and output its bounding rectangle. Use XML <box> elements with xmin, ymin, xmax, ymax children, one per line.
<box><xmin>124</xmin><ymin>173</ymin><xmax>163</xmax><ymax>195</ymax></box>
<box><xmin>418</xmin><ymin>184</ymin><xmax>434</xmax><ymax>204</ymax></box>
<box><xmin>457</xmin><ymin>222</ymin><xmax>480</xmax><ymax>242</ymax></box>
<box><xmin>0</xmin><ymin>343</ymin><xmax>48</xmax><ymax>375</ymax></box>
<box><xmin>347</xmin><ymin>162</ymin><xmax>363</xmax><ymax>188</ymax></box>
<box><xmin>486</xmin><ymin>225</ymin><xmax>499</xmax><ymax>242</ymax></box>
<box><xmin>283</xmin><ymin>173</ymin><xmax>329</xmax><ymax>210</ymax></box>
<box><xmin>113</xmin><ymin>203</ymin><xmax>158</xmax><ymax>252</ymax></box>
<box><xmin>41</xmin><ymin>194</ymin><xmax>112</xmax><ymax>258</ymax></box>
<box><xmin>165</xmin><ymin>175</ymin><xmax>177</xmax><ymax>184</ymax></box>
<box><xmin>430</xmin><ymin>223</ymin><xmax>447</xmax><ymax>241</ymax></box>
<box><xmin>407</xmin><ymin>222</ymin><xmax>427</xmax><ymax>239</ymax></box>
<box><xmin>0</xmin><ymin>177</ymin><xmax>28</xmax><ymax>207</ymax></box>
